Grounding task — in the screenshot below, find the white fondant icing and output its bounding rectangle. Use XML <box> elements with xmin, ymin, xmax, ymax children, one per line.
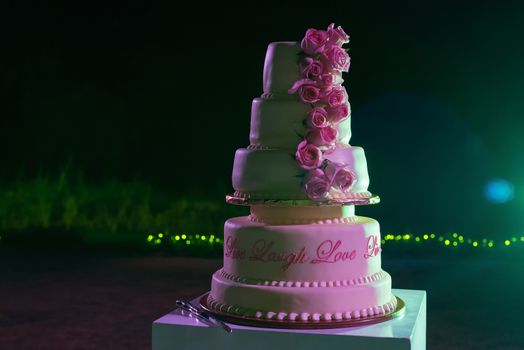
<box><xmin>249</xmin><ymin>205</ymin><xmax>355</xmax><ymax>224</ymax></box>
<box><xmin>263</xmin><ymin>42</ymin><xmax>302</xmax><ymax>94</ymax></box>
<box><xmin>210</xmin><ymin>270</ymin><xmax>393</xmax><ymax>316</ymax></box>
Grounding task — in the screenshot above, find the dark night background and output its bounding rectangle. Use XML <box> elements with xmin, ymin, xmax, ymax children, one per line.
<box><xmin>2</xmin><ymin>1</ymin><xmax>524</xmax><ymax>235</ymax></box>
<box><xmin>1</xmin><ymin>1</ymin><xmax>524</xmax><ymax>349</ymax></box>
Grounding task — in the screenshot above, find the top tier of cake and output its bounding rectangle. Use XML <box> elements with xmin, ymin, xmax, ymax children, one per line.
<box><xmin>263</xmin><ymin>42</ymin><xmax>303</xmax><ymax>96</ymax></box>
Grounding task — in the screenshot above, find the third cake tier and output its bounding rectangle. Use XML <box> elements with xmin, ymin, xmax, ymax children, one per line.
<box><xmin>232</xmin><ymin>146</ymin><xmax>370</xmax><ymax>199</ymax></box>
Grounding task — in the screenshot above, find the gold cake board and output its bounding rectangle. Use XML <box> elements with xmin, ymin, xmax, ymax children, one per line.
<box><xmin>199</xmin><ymin>292</ymin><xmax>405</xmax><ymax>329</ymax></box>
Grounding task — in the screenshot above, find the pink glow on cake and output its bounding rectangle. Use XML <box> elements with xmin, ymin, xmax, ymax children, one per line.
<box><xmin>208</xmin><ymin>24</ymin><xmax>394</xmax><ymax>324</ymax></box>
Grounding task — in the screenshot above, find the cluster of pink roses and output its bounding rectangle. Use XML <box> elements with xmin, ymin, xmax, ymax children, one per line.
<box><xmin>303</xmin><ymin>161</ymin><xmax>357</xmax><ymax>200</ymax></box>
<box><xmin>289</xmin><ymin>23</ymin><xmax>356</xmax><ymax>200</ymax></box>
<box><xmin>288</xmin><ymin>23</ymin><xmax>350</xmax><ymax>105</ymax></box>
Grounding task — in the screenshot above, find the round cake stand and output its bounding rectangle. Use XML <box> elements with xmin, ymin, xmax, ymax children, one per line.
<box><xmin>200</xmin><ymin>292</ymin><xmax>405</xmax><ymax>329</ymax></box>
<box><xmin>225</xmin><ymin>193</ymin><xmax>381</xmax><ymax>207</ymax></box>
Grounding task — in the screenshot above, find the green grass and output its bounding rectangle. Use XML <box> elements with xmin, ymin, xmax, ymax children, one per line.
<box><xmin>0</xmin><ymin>169</ymin><xmax>246</xmax><ymax>246</ymax></box>
<box><xmin>2</xmin><ymin>170</ymin><xmax>522</xmax><ymax>260</ymax></box>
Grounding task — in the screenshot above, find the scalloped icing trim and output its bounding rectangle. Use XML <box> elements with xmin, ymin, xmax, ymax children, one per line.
<box><xmin>247</xmin><ymin>143</ymin><xmax>352</xmax><ymax>151</ymax></box>
<box><xmin>233</xmin><ymin>190</ymin><xmax>373</xmax><ymax>200</ymax></box>
<box><xmin>234</xmin><ymin>190</ymin><xmax>307</xmax><ymax>199</ymax></box>
<box><xmin>246</xmin><ymin>144</ymin><xmax>278</xmax><ymax>150</ymax></box>
<box><xmin>248</xmin><ymin>213</ymin><xmax>359</xmax><ymax>225</ymax></box>
<box><xmin>207</xmin><ymin>294</ymin><xmax>398</xmax><ymax>322</ymax></box>
<box><xmin>219</xmin><ymin>269</ymin><xmax>385</xmax><ymax>288</ymax></box>
<box><xmin>261</xmin><ymin>92</ymin><xmax>300</xmax><ymax>100</ymax></box>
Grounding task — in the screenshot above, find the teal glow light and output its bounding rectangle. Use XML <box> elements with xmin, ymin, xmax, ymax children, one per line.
<box><xmin>484</xmin><ymin>178</ymin><xmax>514</xmax><ymax>204</ymax></box>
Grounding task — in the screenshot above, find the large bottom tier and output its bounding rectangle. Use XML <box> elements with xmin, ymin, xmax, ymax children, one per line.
<box><xmin>208</xmin><ymin>269</ymin><xmax>396</xmax><ymax>321</ymax></box>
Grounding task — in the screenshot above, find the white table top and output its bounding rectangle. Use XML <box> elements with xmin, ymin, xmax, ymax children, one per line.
<box><xmin>154</xmin><ymin>288</ymin><xmax>426</xmax><ymax>340</ymax></box>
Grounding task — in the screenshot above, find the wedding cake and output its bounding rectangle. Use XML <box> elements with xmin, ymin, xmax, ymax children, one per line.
<box><xmin>207</xmin><ymin>24</ymin><xmax>396</xmax><ymax>324</ymax></box>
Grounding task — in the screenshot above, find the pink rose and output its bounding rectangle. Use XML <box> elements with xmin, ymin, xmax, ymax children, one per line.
<box><xmin>301</xmin><ymin>28</ymin><xmax>329</xmax><ymax>55</ymax></box>
<box><xmin>315</xmin><ymin>72</ymin><xmax>344</xmax><ymax>91</ymax></box>
<box><xmin>323</xmin><ymin>45</ymin><xmax>350</xmax><ymax>72</ymax></box>
<box><xmin>315</xmin><ymin>74</ymin><xmax>335</xmax><ymax>91</ymax></box>
<box><xmin>326</xmin><ymin>102</ymin><xmax>350</xmax><ymax>124</ymax></box>
<box><xmin>327</xmin><ymin>23</ymin><xmax>350</xmax><ymax>46</ymax></box>
<box><xmin>303</xmin><ymin>169</ymin><xmax>330</xmax><ymax>200</ymax></box>
<box><xmin>306</xmin><ymin>125</ymin><xmax>338</xmax><ymax>147</ymax></box>
<box><xmin>324</xmin><ymin>86</ymin><xmax>348</xmax><ymax>107</ymax></box>
<box><xmin>300</xmin><ymin>57</ymin><xmax>324</xmax><ymax>78</ymax></box>
<box><xmin>324</xmin><ymin>162</ymin><xmax>356</xmax><ymax>193</ymax></box>
<box><xmin>299</xmin><ymin>84</ymin><xmax>321</xmax><ymax>103</ymax></box>
<box><xmin>288</xmin><ymin>79</ymin><xmax>321</xmax><ymax>103</ymax></box>
<box><xmin>306</xmin><ymin>107</ymin><xmax>328</xmax><ymax>129</ymax></box>
<box><xmin>288</xmin><ymin>78</ymin><xmax>315</xmax><ymax>94</ymax></box>
<box><xmin>295</xmin><ymin>140</ymin><xmax>323</xmax><ymax>170</ymax></box>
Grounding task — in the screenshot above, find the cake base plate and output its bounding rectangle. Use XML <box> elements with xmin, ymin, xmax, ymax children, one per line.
<box><xmin>199</xmin><ymin>293</ymin><xmax>405</xmax><ymax>329</ymax></box>
<box><xmin>225</xmin><ymin>194</ymin><xmax>380</xmax><ymax>207</ymax></box>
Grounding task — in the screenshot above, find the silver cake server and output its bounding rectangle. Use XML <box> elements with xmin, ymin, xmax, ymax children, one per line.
<box><xmin>176</xmin><ymin>299</ymin><xmax>232</xmax><ymax>333</ymax></box>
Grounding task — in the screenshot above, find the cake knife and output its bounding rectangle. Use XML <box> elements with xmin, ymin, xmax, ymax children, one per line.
<box><xmin>176</xmin><ymin>299</ymin><xmax>232</xmax><ymax>333</ymax></box>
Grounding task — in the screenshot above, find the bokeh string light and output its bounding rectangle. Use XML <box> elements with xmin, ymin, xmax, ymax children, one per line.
<box><xmin>379</xmin><ymin>232</ymin><xmax>519</xmax><ymax>249</ymax></box>
<box><xmin>146</xmin><ymin>231</ymin><xmax>524</xmax><ymax>251</ymax></box>
<box><xmin>147</xmin><ymin>233</ymin><xmax>222</xmax><ymax>246</ymax></box>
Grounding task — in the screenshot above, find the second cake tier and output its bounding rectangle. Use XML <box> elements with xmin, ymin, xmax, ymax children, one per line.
<box><xmin>249</xmin><ymin>96</ymin><xmax>352</xmax><ymax>149</ymax></box>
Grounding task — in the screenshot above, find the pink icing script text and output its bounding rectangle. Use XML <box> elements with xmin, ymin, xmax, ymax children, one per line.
<box><xmin>311</xmin><ymin>239</ymin><xmax>356</xmax><ymax>264</ymax></box>
<box><xmin>364</xmin><ymin>235</ymin><xmax>381</xmax><ymax>259</ymax></box>
<box><xmin>225</xmin><ymin>236</ymin><xmax>246</xmax><ymax>260</ymax></box>
<box><xmin>249</xmin><ymin>239</ymin><xmax>308</xmax><ymax>271</ymax></box>
<box><xmin>224</xmin><ymin>236</ymin><xmax>377</xmax><ymax>271</ymax></box>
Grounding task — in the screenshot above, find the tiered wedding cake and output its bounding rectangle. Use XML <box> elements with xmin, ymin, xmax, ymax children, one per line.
<box><xmin>208</xmin><ymin>24</ymin><xmax>396</xmax><ymax>324</ymax></box>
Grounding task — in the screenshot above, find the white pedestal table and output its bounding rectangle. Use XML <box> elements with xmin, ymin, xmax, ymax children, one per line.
<box><xmin>152</xmin><ymin>288</ymin><xmax>426</xmax><ymax>350</ymax></box>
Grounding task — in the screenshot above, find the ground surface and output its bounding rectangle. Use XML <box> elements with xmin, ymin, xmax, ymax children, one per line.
<box><xmin>1</xmin><ymin>245</ymin><xmax>523</xmax><ymax>349</ymax></box>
